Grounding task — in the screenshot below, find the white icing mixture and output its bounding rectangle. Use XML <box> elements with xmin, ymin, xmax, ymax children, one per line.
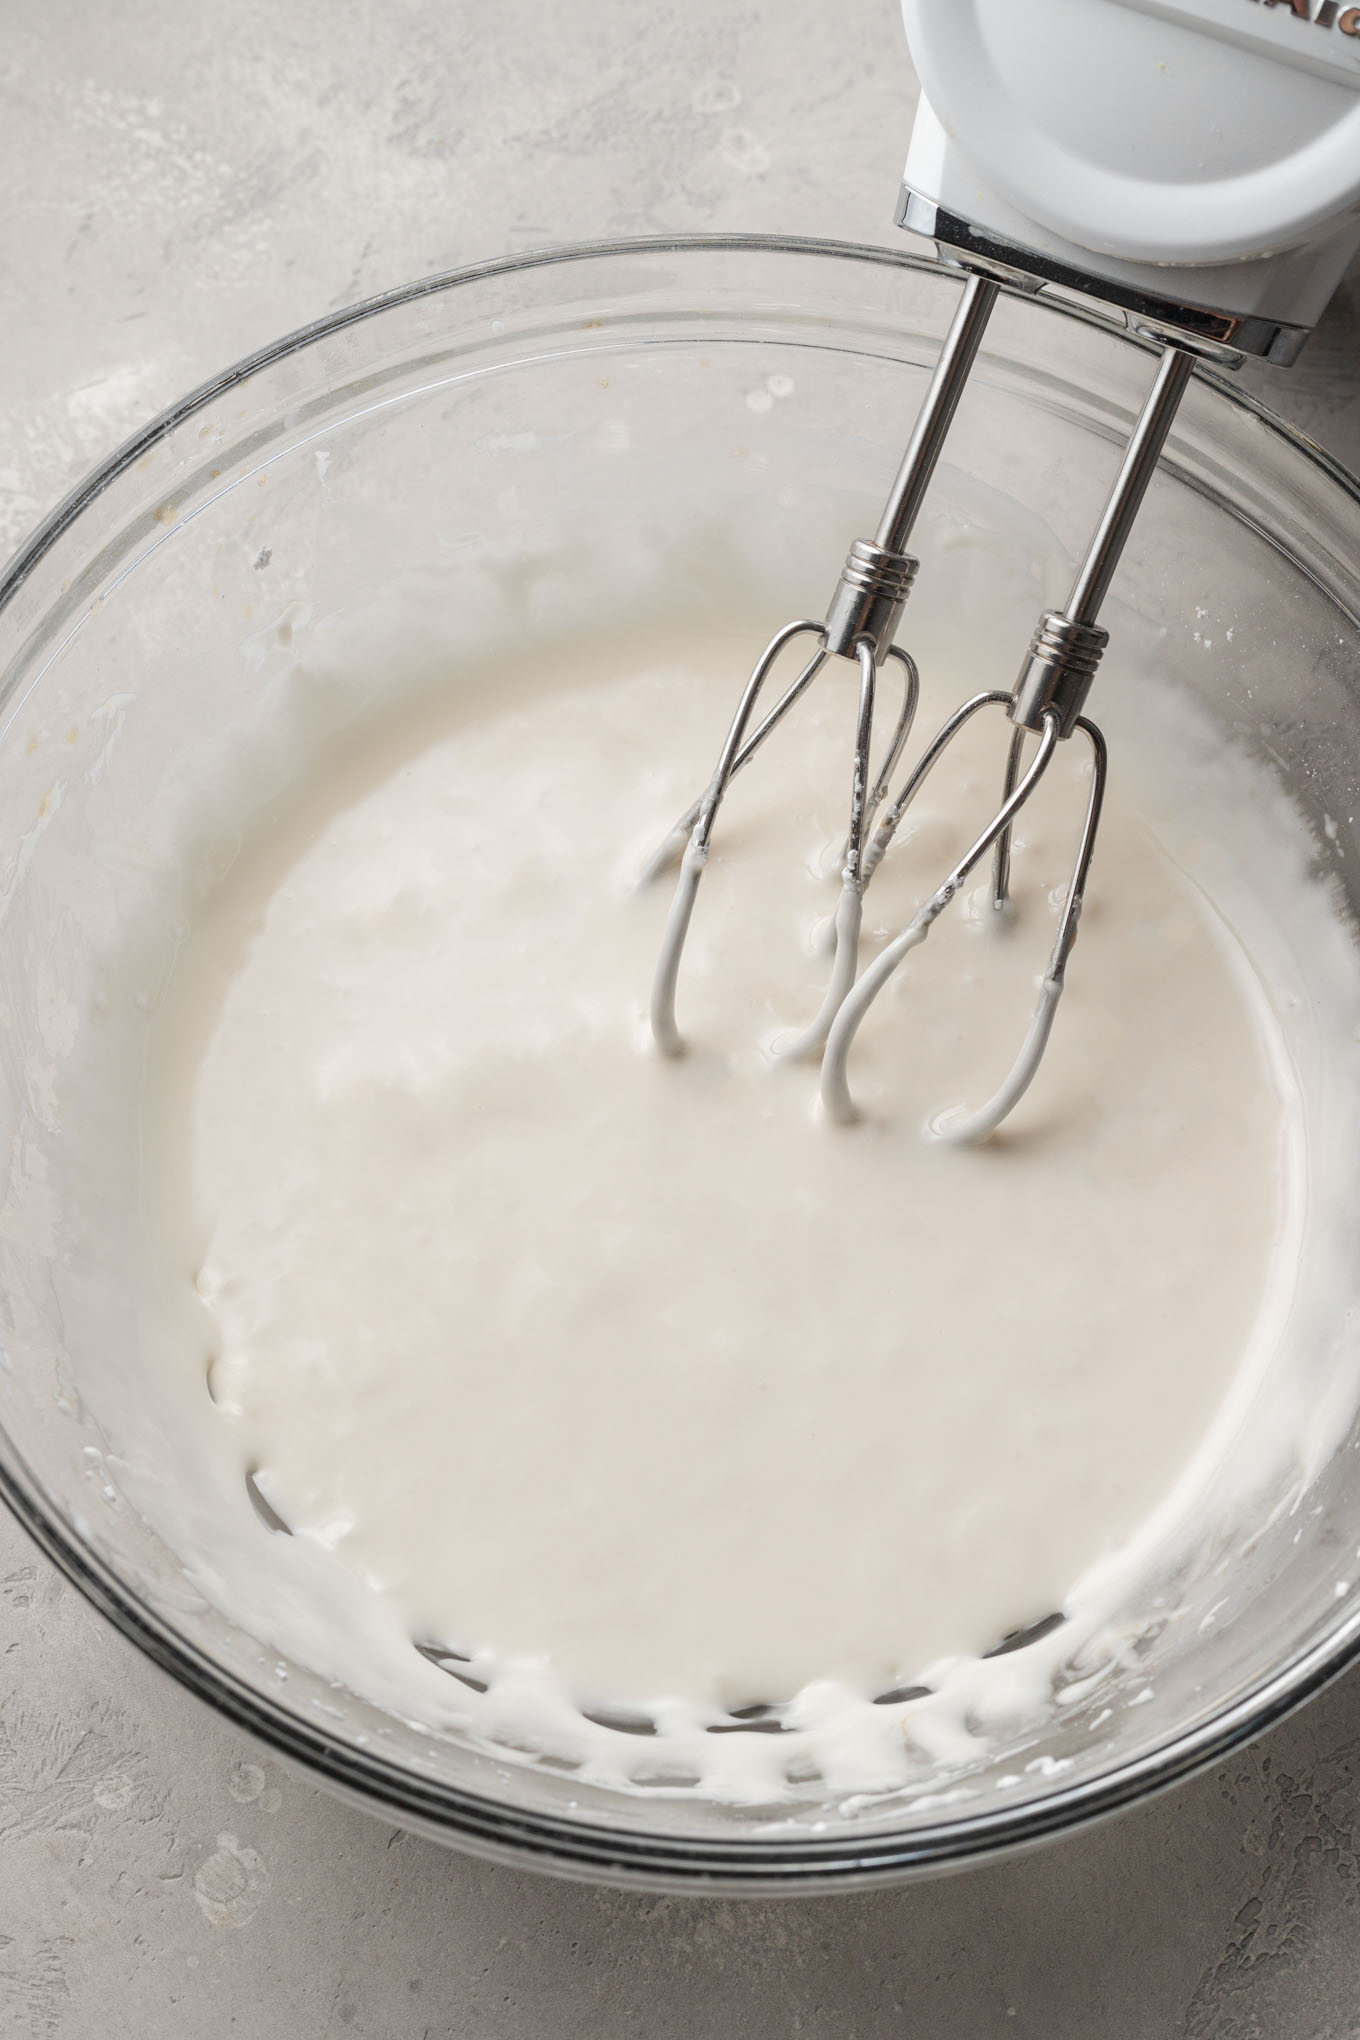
<box><xmin>134</xmin><ymin>614</ymin><xmax>1330</xmax><ymax>1797</ymax></box>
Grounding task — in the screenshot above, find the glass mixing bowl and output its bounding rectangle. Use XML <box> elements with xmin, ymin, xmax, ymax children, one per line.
<box><xmin>3</xmin><ymin>236</ymin><xmax>1360</xmax><ymax>1893</ymax></box>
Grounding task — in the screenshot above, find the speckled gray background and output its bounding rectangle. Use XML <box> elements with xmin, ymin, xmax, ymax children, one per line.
<box><xmin>4</xmin><ymin>4</ymin><xmax>1360</xmax><ymax>2034</ymax></box>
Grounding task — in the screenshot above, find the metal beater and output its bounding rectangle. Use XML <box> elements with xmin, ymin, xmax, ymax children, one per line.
<box><xmin>646</xmin><ymin>0</ymin><xmax>1360</xmax><ymax>1139</ymax></box>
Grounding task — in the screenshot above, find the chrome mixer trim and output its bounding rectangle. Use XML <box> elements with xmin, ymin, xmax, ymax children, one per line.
<box><xmin>897</xmin><ymin>189</ymin><xmax>1313</xmax><ymax>368</ymax></box>
<box><xmin>1011</xmin><ymin>615</ymin><xmax>1110</xmax><ymax>741</ymax></box>
<box><xmin>822</xmin><ymin>539</ymin><xmax>918</xmax><ymax>662</ymax></box>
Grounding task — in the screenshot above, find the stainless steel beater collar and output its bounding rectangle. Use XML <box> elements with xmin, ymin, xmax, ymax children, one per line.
<box><xmin>823</xmin><ymin>539</ymin><xmax>919</xmax><ymax>660</ymax></box>
<box><xmin>1011</xmin><ymin>611</ymin><xmax>1109</xmax><ymax>739</ymax></box>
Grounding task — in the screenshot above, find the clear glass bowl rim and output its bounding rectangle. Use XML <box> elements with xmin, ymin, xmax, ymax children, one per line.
<box><xmin>5</xmin><ymin>232</ymin><xmax>1360</xmax><ymax>1892</ymax></box>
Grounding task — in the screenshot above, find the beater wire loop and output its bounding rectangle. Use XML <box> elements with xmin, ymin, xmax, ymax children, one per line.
<box><xmin>820</xmin><ymin>705</ymin><xmax>1063</xmax><ymax>1127</ymax></box>
<box><xmin>991</xmin><ymin>724</ymin><xmax>1028</xmax><ymax>912</ymax></box>
<box><xmin>860</xmin><ymin>688</ymin><xmax>1013</xmax><ymax>887</ymax></box>
<box><xmin>777</xmin><ymin>642</ymin><xmax>919</xmax><ymax>1062</ymax></box>
<box><xmin>930</xmin><ymin>716</ymin><xmax>1107</xmax><ymax>1145</ymax></box>
<box><xmin>649</xmin><ymin>618</ymin><xmax>826</xmax><ymax>1055</ymax></box>
<box><xmin>636</xmin><ymin>622</ymin><xmax>828</xmax><ymax>887</ymax></box>
<box><xmin>649</xmin><ymin>628</ymin><xmax>918</xmax><ymax>1059</ymax></box>
<box><xmin>863</xmin><ymin>648</ymin><xmax>920</xmax><ymax>838</ymax></box>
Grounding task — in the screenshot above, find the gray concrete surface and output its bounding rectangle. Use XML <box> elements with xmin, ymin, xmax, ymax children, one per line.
<box><xmin>4</xmin><ymin>4</ymin><xmax>1360</xmax><ymax>2034</ymax></box>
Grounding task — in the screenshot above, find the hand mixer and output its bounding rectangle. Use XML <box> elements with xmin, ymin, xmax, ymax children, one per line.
<box><xmin>648</xmin><ymin>0</ymin><xmax>1360</xmax><ymax>1139</ymax></box>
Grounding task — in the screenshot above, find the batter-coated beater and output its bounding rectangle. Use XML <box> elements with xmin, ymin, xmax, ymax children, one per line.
<box><xmin>648</xmin><ymin>0</ymin><xmax>1360</xmax><ymax>1137</ymax></box>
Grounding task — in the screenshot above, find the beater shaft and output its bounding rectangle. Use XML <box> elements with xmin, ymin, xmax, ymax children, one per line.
<box><xmin>877</xmin><ymin>276</ymin><xmax>999</xmax><ymax>556</ymax></box>
<box><xmin>1068</xmin><ymin>347</ymin><xmax>1196</xmax><ymax>626</ymax></box>
<box><xmin>823</xmin><ymin>275</ymin><xmax>999</xmax><ymax>661</ymax></box>
<box><xmin>1011</xmin><ymin>346</ymin><xmax>1196</xmax><ymax>742</ymax></box>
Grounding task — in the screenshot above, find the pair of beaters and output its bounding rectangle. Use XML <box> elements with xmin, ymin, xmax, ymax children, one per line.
<box><xmin>647</xmin><ymin>0</ymin><xmax>1360</xmax><ymax>1139</ymax></box>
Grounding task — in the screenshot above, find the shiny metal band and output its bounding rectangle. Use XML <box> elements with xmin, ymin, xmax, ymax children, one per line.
<box><xmin>823</xmin><ymin>539</ymin><xmax>919</xmax><ymax>660</ymax></box>
<box><xmin>1010</xmin><ymin>611</ymin><xmax>1109</xmax><ymax>738</ymax></box>
<box><xmin>897</xmin><ymin>191</ymin><xmax>1313</xmax><ymax>368</ymax></box>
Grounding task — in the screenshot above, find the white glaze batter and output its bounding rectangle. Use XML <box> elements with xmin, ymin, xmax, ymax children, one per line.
<box><xmin>141</xmin><ymin>622</ymin><xmax>1297</xmax><ymax>1735</ymax></box>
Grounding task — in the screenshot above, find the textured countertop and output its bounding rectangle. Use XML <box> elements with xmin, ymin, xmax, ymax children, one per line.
<box><xmin>4</xmin><ymin>5</ymin><xmax>1360</xmax><ymax>2034</ymax></box>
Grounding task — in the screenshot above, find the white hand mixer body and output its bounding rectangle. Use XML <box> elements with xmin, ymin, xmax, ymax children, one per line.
<box><xmin>649</xmin><ymin>0</ymin><xmax>1360</xmax><ymax>1139</ymax></box>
